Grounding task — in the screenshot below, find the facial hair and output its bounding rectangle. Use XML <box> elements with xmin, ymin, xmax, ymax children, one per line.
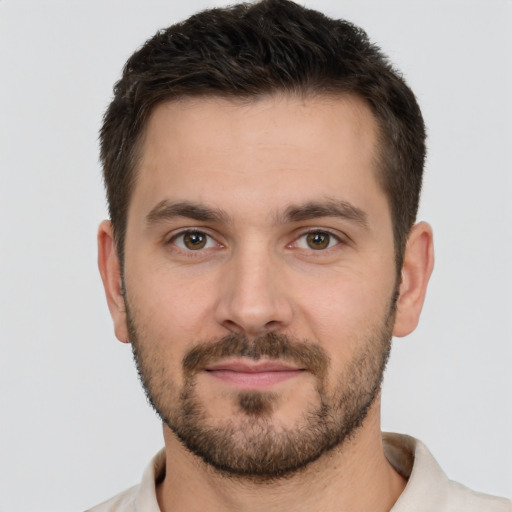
<box><xmin>127</xmin><ymin>302</ymin><xmax>395</xmax><ymax>481</ymax></box>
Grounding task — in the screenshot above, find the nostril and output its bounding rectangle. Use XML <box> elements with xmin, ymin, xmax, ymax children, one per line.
<box><xmin>220</xmin><ymin>317</ymin><xmax>284</xmax><ymax>338</ymax></box>
<box><xmin>221</xmin><ymin>319</ymin><xmax>245</xmax><ymax>334</ymax></box>
<box><xmin>264</xmin><ymin>320</ymin><xmax>280</xmax><ymax>330</ymax></box>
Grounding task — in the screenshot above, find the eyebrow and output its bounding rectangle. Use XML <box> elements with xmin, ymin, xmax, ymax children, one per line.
<box><xmin>145</xmin><ymin>198</ymin><xmax>368</xmax><ymax>228</ymax></box>
<box><xmin>146</xmin><ymin>200</ymin><xmax>229</xmax><ymax>226</ymax></box>
<box><xmin>281</xmin><ymin>199</ymin><xmax>368</xmax><ymax>227</ymax></box>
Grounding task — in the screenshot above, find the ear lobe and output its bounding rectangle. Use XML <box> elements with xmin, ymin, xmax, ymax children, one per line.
<box><xmin>393</xmin><ymin>221</ymin><xmax>434</xmax><ymax>338</ymax></box>
<box><xmin>97</xmin><ymin>220</ymin><xmax>130</xmax><ymax>343</ymax></box>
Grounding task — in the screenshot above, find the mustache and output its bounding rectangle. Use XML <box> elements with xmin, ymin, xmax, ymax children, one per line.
<box><xmin>182</xmin><ymin>332</ymin><xmax>329</xmax><ymax>377</ymax></box>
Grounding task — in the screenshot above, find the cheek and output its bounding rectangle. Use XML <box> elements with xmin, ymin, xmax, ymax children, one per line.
<box><xmin>127</xmin><ymin>262</ymin><xmax>220</xmax><ymax>344</ymax></box>
<box><xmin>292</xmin><ymin>265</ymin><xmax>395</xmax><ymax>348</ymax></box>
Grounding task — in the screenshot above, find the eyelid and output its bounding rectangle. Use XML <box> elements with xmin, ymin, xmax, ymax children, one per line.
<box><xmin>166</xmin><ymin>228</ymin><xmax>223</xmax><ymax>251</ymax></box>
<box><xmin>290</xmin><ymin>228</ymin><xmax>346</xmax><ymax>250</ymax></box>
<box><xmin>164</xmin><ymin>226</ymin><xmax>348</xmax><ymax>252</ymax></box>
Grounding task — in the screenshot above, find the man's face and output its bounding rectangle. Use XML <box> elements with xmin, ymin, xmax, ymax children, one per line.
<box><xmin>117</xmin><ymin>94</ymin><xmax>400</xmax><ymax>478</ymax></box>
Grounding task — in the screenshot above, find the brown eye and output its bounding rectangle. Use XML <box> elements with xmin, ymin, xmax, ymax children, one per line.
<box><xmin>183</xmin><ymin>232</ymin><xmax>207</xmax><ymax>250</ymax></box>
<box><xmin>306</xmin><ymin>232</ymin><xmax>331</xmax><ymax>250</ymax></box>
<box><xmin>172</xmin><ymin>231</ymin><xmax>215</xmax><ymax>251</ymax></box>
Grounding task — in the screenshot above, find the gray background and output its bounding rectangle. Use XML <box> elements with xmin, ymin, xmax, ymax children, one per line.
<box><xmin>1</xmin><ymin>1</ymin><xmax>511</xmax><ymax>510</ymax></box>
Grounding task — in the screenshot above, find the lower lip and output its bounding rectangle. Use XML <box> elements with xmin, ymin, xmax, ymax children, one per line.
<box><xmin>205</xmin><ymin>369</ymin><xmax>304</xmax><ymax>389</ymax></box>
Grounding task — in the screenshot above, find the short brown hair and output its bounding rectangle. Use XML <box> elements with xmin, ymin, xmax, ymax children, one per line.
<box><xmin>100</xmin><ymin>0</ymin><xmax>426</xmax><ymax>270</ymax></box>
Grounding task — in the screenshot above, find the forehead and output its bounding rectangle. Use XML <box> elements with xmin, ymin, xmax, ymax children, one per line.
<box><xmin>141</xmin><ymin>93</ymin><xmax>377</xmax><ymax>161</ymax></box>
<box><xmin>131</xmin><ymin>93</ymin><xmax>386</xmax><ymax>222</ymax></box>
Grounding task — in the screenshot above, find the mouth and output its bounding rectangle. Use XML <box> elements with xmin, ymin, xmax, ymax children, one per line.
<box><xmin>204</xmin><ymin>359</ymin><xmax>306</xmax><ymax>389</ymax></box>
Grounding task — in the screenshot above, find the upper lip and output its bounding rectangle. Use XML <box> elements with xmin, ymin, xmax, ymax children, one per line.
<box><xmin>205</xmin><ymin>359</ymin><xmax>305</xmax><ymax>373</ymax></box>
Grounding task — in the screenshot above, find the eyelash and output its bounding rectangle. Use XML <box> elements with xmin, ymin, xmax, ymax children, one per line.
<box><xmin>290</xmin><ymin>230</ymin><xmax>342</xmax><ymax>251</ymax></box>
<box><xmin>167</xmin><ymin>228</ymin><xmax>344</xmax><ymax>256</ymax></box>
<box><xmin>167</xmin><ymin>230</ymin><xmax>222</xmax><ymax>252</ymax></box>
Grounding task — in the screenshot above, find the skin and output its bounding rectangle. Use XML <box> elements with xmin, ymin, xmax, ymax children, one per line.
<box><xmin>98</xmin><ymin>94</ymin><xmax>434</xmax><ymax>512</ymax></box>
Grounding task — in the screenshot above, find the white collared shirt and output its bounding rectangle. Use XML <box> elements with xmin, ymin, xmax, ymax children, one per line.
<box><xmin>86</xmin><ymin>433</ymin><xmax>511</xmax><ymax>512</ymax></box>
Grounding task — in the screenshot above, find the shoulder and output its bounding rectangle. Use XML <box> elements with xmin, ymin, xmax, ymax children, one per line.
<box><xmin>84</xmin><ymin>448</ymin><xmax>165</xmax><ymax>512</ymax></box>
<box><xmin>84</xmin><ymin>485</ymin><xmax>139</xmax><ymax>512</ymax></box>
<box><xmin>384</xmin><ymin>433</ymin><xmax>512</xmax><ymax>512</ymax></box>
<box><xmin>441</xmin><ymin>479</ymin><xmax>511</xmax><ymax>512</ymax></box>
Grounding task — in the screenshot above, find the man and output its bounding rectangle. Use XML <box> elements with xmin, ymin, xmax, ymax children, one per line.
<box><xmin>90</xmin><ymin>0</ymin><xmax>511</xmax><ymax>510</ymax></box>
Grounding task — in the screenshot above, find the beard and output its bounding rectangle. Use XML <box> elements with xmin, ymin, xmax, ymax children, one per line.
<box><xmin>128</xmin><ymin>303</ymin><xmax>395</xmax><ymax>481</ymax></box>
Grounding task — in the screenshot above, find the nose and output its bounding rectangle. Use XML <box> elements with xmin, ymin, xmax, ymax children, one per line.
<box><xmin>214</xmin><ymin>245</ymin><xmax>294</xmax><ymax>337</ymax></box>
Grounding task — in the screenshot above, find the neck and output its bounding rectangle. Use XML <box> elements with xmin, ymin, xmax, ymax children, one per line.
<box><xmin>156</xmin><ymin>400</ymin><xmax>406</xmax><ymax>512</ymax></box>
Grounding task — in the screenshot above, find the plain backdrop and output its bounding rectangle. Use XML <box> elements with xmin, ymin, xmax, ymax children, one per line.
<box><xmin>0</xmin><ymin>1</ymin><xmax>511</xmax><ymax>510</ymax></box>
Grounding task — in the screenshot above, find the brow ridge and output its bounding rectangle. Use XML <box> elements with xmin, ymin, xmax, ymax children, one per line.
<box><xmin>146</xmin><ymin>200</ymin><xmax>229</xmax><ymax>225</ymax></box>
<box><xmin>145</xmin><ymin>198</ymin><xmax>368</xmax><ymax>228</ymax></box>
<box><xmin>281</xmin><ymin>199</ymin><xmax>368</xmax><ymax>227</ymax></box>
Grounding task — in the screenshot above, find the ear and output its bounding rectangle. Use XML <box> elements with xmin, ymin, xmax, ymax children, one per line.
<box><xmin>393</xmin><ymin>221</ymin><xmax>434</xmax><ymax>338</ymax></box>
<box><xmin>97</xmin><ymin>220</ymin><xmax>130</xmax><ymax>343</ymax></box>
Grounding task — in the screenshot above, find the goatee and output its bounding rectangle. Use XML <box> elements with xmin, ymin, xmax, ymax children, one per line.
<box><xmin>129</xmin><ymin>316</ymin><xmax>393</xmax><ymax>481</ymax></box>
